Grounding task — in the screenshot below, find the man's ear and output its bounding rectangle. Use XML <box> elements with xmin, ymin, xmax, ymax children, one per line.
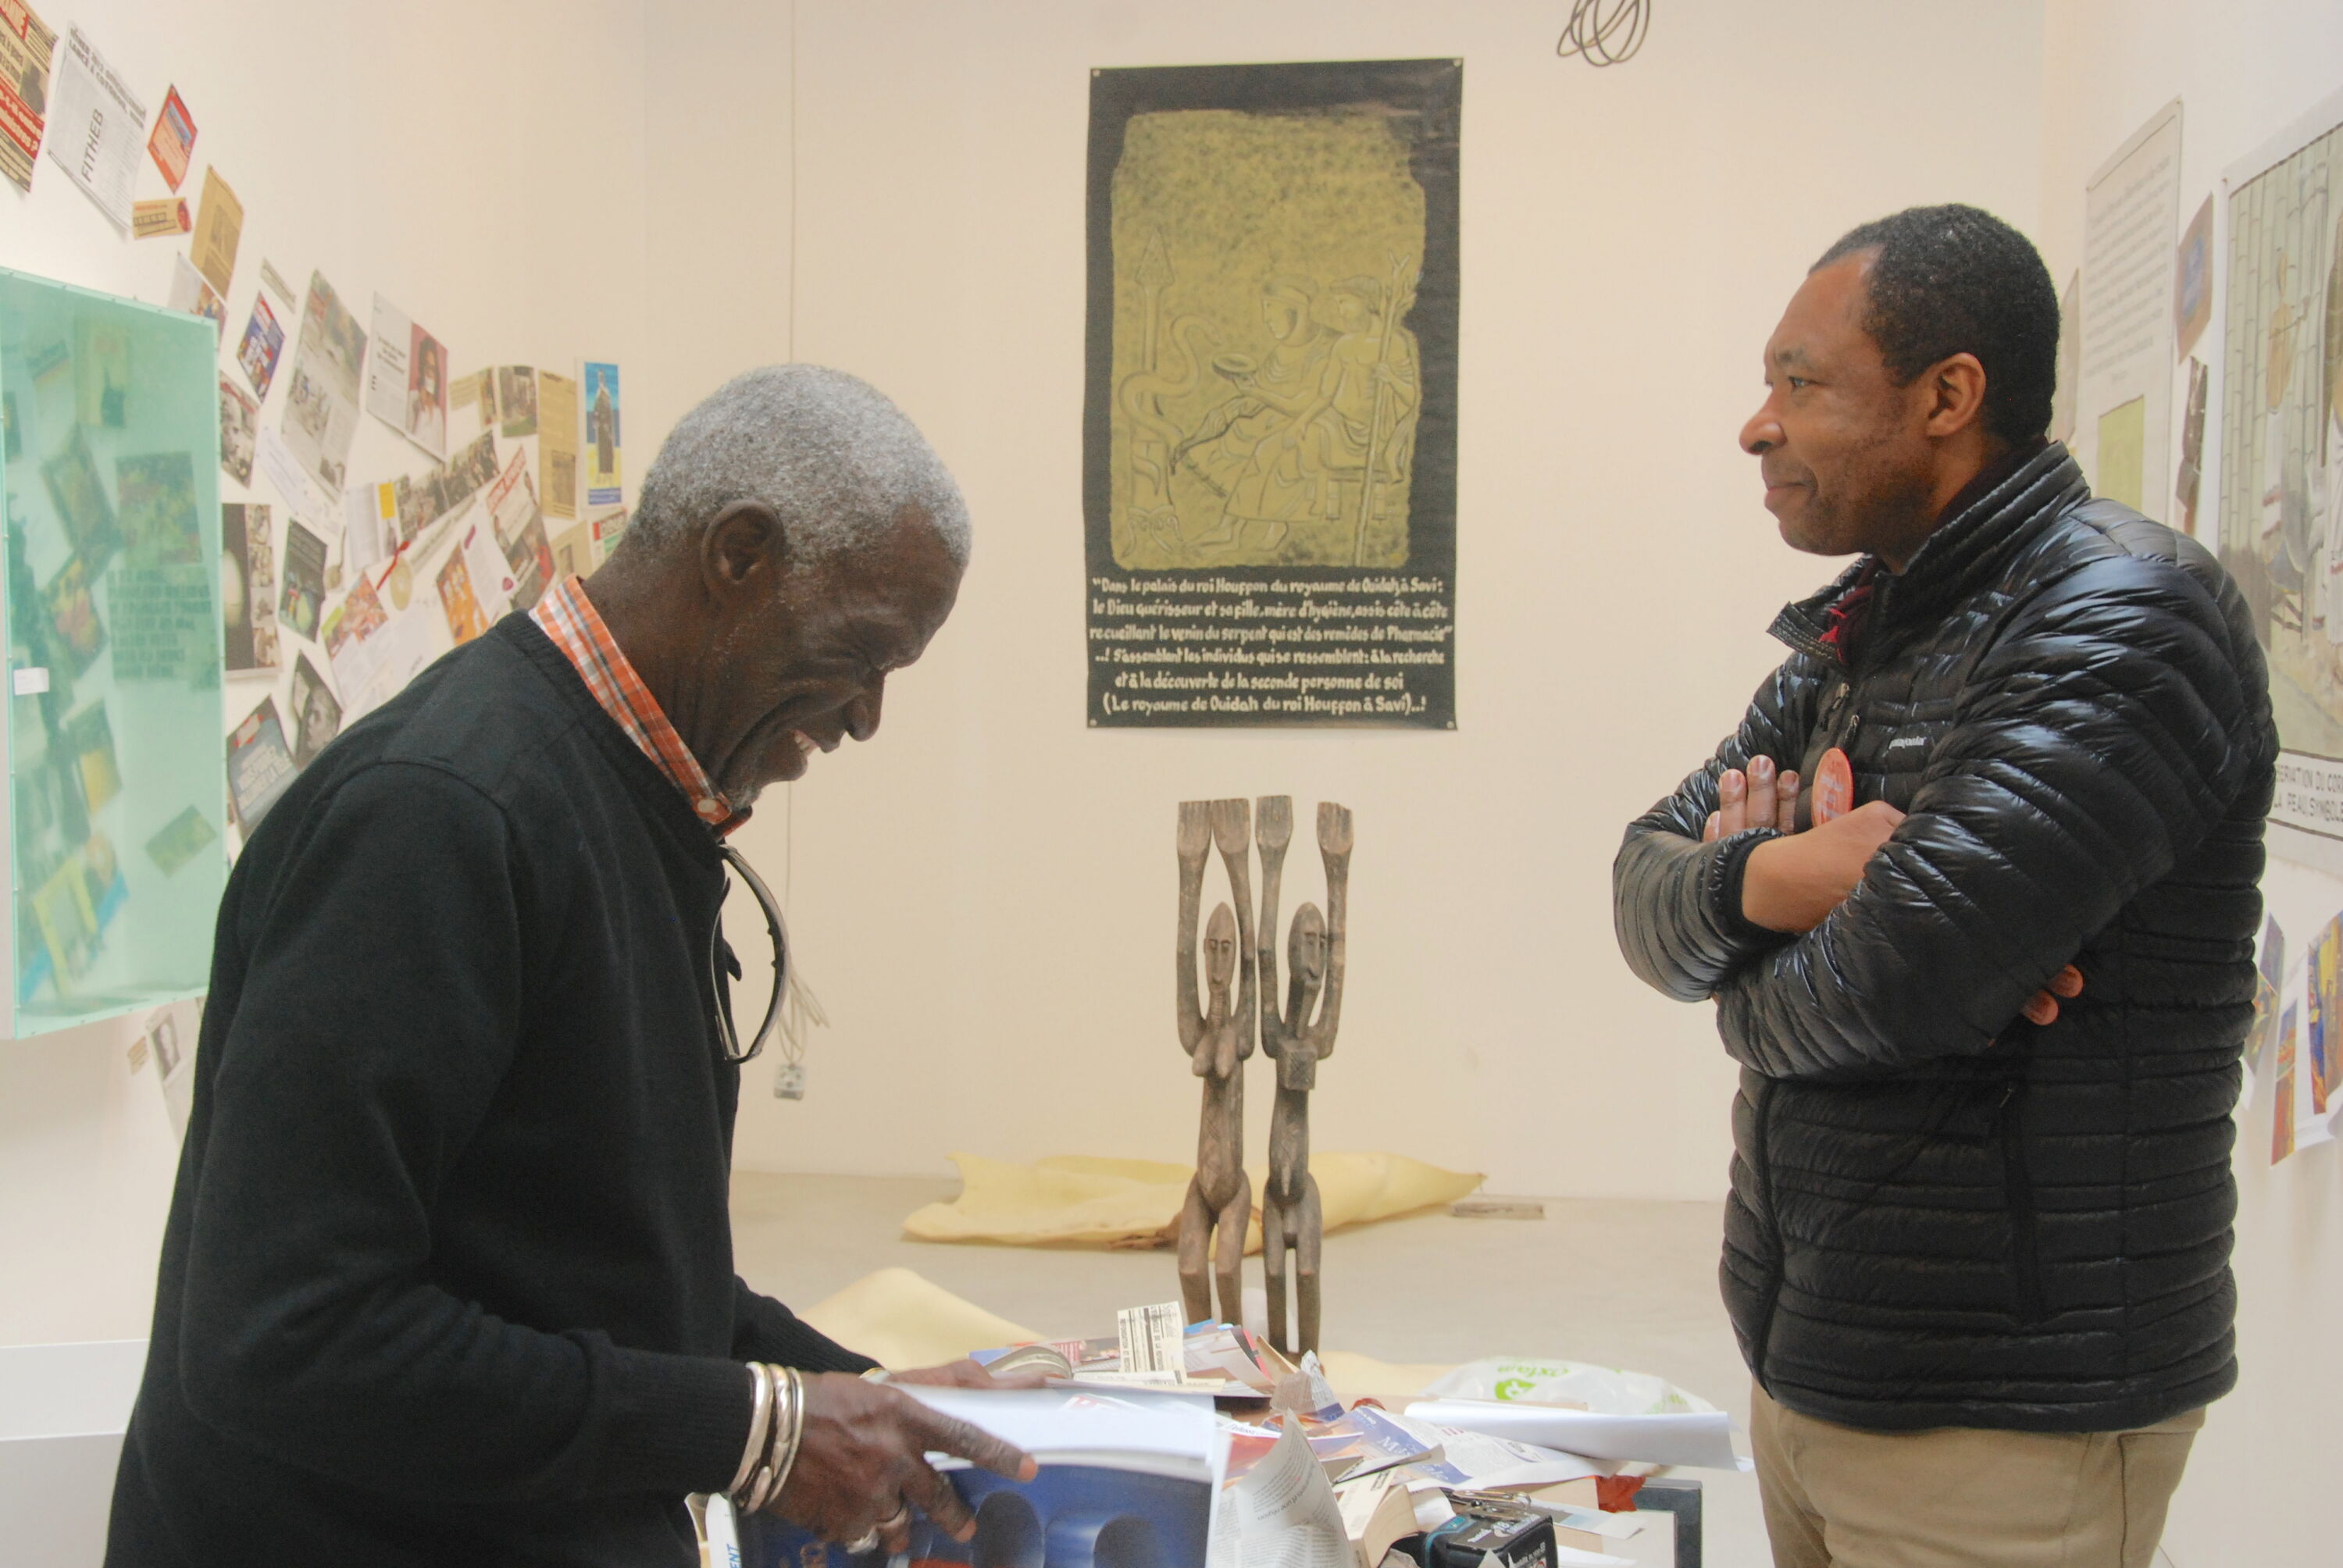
<box><xmin>701</xmin><ymin>501</ymin><xmax>788</xmax><ymax>595</ymax></box>
<box><xmin>1921</xmin><ymin>353</ymin><xmax>1988</xmax><ymax>440</ymax></box>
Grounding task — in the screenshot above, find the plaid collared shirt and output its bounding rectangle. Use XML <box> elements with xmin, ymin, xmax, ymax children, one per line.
<box><xmin>529</xmin><ymin>575</ymin><xmax>748</xmax><ymax>837</ymax></box>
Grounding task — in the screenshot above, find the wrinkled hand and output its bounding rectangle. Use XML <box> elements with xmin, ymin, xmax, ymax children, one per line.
<box><xmin>765</xmin><ymin>1371</ymin><xmax>1037</xmax><ymax>1552</ymax></box>
<box><xmin>883</xmin><ymin>1359</ymin><xmax>1049</xmax><ymax>1392</ymax></box>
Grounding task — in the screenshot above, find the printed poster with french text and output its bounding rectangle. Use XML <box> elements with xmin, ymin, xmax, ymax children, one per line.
<box><xmin>1084</xmin><ymin>60</ymin><xmax>1459</xmax><ymax>729</ymax></box>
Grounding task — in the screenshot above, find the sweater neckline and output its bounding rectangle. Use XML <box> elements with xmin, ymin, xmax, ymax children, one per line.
<box><xmin>496</xmin><ymin>614</ymin><xmax>726</xmax><ymax>871</ymax></box>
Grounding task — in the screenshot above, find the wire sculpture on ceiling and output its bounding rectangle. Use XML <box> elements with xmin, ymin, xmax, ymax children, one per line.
<box><xmin>1557</xmin><ymin>0</ymin><xmax>1652</xmax><ymax>66</ymax></box>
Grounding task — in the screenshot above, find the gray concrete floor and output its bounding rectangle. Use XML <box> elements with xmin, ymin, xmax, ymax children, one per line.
<box><xmin>733</xmin><ymin>1174</ymin><xmax>1767</xmax><ymax>1566</ymax></box>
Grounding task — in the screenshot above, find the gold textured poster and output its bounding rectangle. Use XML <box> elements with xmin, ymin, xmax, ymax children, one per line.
<box><xmin>1086</xmin><ymin>60</ymin><xmax>1459</xmax><ymax>729</ymax></box>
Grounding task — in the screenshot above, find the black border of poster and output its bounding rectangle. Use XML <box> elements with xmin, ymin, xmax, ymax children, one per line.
<box><xmin>1084</xmin><ymin>59</ymin><xmax>1460</xmax><ymax>729</ymax></box>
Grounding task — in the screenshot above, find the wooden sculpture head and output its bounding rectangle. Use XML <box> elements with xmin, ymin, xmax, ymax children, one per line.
<box><xmin>1204</xmin><ymin>903</ymin><xmax>1239</xmax><ymax>1020</ymax></box>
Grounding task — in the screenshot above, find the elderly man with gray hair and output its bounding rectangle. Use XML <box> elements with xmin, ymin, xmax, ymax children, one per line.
<box><xmin>109</xmin><ymin>367</ymin><xmax>1034</xmax><ymax>1568</ymax></box>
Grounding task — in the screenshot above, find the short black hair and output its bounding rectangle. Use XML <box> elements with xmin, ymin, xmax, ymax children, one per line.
<box><xmin>1813</xmin><ymin>205</ymin><xmax>2059</xmax><ymax>445</ymax></box>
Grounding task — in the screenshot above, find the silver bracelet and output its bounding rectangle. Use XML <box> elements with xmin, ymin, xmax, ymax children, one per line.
<box><xmin>728</xmin><ymin>1362</ymin><xmax>773</xmax><ymax>1500</ymax></box>
<box><xmin>743</xmin><ymin>1365</ymin><xmax>790</xmax><ymax>1514</ymax></box>
<box><xmin>769</xmin><ymin>1368</ymin><xmax>808</xmax><ymax>1507</ymax></box>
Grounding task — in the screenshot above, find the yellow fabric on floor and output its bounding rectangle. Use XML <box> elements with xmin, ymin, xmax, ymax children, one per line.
<box><xmin>796</xmin><ymin>1265</ymin><xmax>1457</xmax><ymax>1399</ymax></box>
<box><xmin>798</xmin><ymin>1265</ymin><xmax>1043</xmax><ymax>1369</ymax></box>
<box><xmin>901</xmin><ymin>1152</ymin><xmax>1483</xmax><ymax>1249</ymax></box>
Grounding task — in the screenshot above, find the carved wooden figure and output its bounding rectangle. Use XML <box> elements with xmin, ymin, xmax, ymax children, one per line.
<box><xmin>1175</xmin><ymin>798</ymin><xmax>1258</xmax><ymax>1327</ymax></box>
<box><xmin>1255</xmin><ymin>797</ymin><xmax>1350</xmax><ymax>1358</ymax></box>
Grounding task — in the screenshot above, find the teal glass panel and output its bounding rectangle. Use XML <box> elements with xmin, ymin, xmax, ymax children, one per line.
<box><xmin>0</xmin><ymin>267</ymin><xmax>227</xmax><ymax>1035</ymax></box>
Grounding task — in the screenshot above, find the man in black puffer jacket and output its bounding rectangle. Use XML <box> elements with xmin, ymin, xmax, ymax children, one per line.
<box><xmin>1614</xmin><ymin>206</ymin><xmax>2274</xmax><ymax>1568</ymax></box>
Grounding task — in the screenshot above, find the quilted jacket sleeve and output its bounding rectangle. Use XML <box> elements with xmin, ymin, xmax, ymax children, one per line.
<box><xmin>1614</xmin><ymin>656</ymin><xmax>1822</xmax><ymax>1001</ymax></box>
<box><xmin>1716</xmin><ymin>547</ymin><xmax>2262</xmax><ymax>1080</ymax></box>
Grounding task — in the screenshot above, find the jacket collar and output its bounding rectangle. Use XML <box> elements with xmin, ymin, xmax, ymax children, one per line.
<box><xmin>1769</xmin><ymin>441</ymin><xmax>2090</xmax><ymax>661</ymax></box>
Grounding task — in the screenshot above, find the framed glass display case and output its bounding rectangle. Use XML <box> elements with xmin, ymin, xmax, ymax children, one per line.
<box><xmin>0</xmin><ymin>266</ymin><xmax>227</xmax><ymax>1036</ymax></box>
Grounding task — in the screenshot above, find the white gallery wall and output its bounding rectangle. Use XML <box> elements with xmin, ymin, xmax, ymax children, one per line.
<box><xmin>727</xmin><ymin>0</ymin><xmax>2048</xmax><ymax>1198</ymax></box>
<box><xmin>2035</xmin><ymin>5</ymin><xmax>2343</xmax><ymax>1564</ymax></box>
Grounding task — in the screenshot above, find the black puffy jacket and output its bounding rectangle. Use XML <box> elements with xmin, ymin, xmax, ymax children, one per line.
<box><xmin>1614</xmin><ymin>444</ymin><xmax>2275</xmax><ymax>1434</ymax></box>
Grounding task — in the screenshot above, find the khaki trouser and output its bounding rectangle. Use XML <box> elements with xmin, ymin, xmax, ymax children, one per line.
<box><xmin>1750</xmin><ymin>1382</ymin><xmax>2202</xmax><ymax>1568</ymax></box>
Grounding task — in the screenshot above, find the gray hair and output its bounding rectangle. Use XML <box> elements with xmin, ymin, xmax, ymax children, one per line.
<box><xmin>628</xmin><ymin>364</ymin><xmax>971</xmax><ymax>568</ymax></box>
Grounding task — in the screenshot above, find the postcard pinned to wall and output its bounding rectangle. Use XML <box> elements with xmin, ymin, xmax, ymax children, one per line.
<box><xmin>0</xmin><ymin>0</ymin><xmax>56</xmax><ymax>193</ymax></box>
<box><xmin>539</xmin><ymin>369</ymin><xmax>578</xmax><ymax>520</ymax></box>
<box><xmin>287</xmin><ymin>652</ymin><xmax>341</xmax><ymax>767</ymax></box>
<box><xmin>44</xmin><ymin>24</ymin><xmax>144</xmax><ymax>231</ymax></box>
<box><xmin>1085</xmin><ymin>59</ymin><xmax>1460</xmax><ymax>728</ymax></box>
<box><xmin>277</xmin><ymin>518</ymin><xmax>327</xmax><ymax>643</ymax></box>
<box><xmin>226</xmin><ymin>694</ymin><xmax>296</xmax><ymax>832</ymax></box>
<box><xmin>282</xmin><ymin>269</ymin><xmax>366</xmax><ymax>495</ymax></box>
<box><xmin>487</xmin><ymin>446</ymin><xmax>552</xmax><ymax>610</ymax></box>
<box><xmin>219</xmin><ymin>374</ymin><xmax>257</xmax><ymax>486</ymax></box>
<box><xmin>237</xmin><ymin>291</ymin><xmax>284</xmax><ymax>400</ymax></box>
<box><xmin>365</xmin><ymin>294</ymin><xmax>449</xmax><ymax>460</ymax></box>
<box><xmin>583</xmin><ymin>361</ymin><xmax>622</xmax><ymax>506</ymax></box>
<box><xmin>146</xmin><ymin>84</ymin><xmax>194</xmax><ymax>191</ymax></box>
<box><xmin>191</xmin><ymin>167</ymin><xmax>244</xmax><ymax>300</ymax></box>
<box><xmin>496</xmin><ymin>365</ymin><xmax>537</xmax><ymax>438</ymax></box>
<box><xmin>221</xmin><ymin>501</ymin><xmax>279</xmax><ymax>672</ymax></box>
<box><xmin>167</xmin><ymin>255</ymin><xmax>224</xmax><ymax>342</ymax></box>
<box><xmin>130</xmin><ymin>196</ymin><xmax>188</xmax><ymax>238</ymax></box>
<box><xmin>2218</xmin><ymin>84</ymin><xmax>2343</xmax><ymax>871</ymax></box>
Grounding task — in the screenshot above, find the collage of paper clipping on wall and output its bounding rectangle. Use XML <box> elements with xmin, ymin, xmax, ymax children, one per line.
<box><xmin>2</xmin><ymin>2</ymin><xmax>630</xmax><ymax>869</ymax></box>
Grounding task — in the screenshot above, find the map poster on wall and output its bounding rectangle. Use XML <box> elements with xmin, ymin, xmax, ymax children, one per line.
<box><xmin>1084</xmin><ymin>59</ymin><xmax>1460</xmax><ymax>729</ymax></box>
<box><xmin>2218</xmin><ymin>86</ymin><xmax>2343</xmax><ymax>868</ymax></box>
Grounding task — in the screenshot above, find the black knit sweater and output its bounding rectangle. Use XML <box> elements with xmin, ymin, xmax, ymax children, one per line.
<box><xmin>108</xmin><ymin>614</ymin><xmax>872</xmax><ymax>1566</ymax></box>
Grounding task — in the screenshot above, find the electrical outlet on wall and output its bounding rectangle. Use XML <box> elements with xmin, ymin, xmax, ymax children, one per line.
<box><xmin>773</xmin><ymin>1062</ymin><xmax>806</xmax><ymax>1100</ymax></box>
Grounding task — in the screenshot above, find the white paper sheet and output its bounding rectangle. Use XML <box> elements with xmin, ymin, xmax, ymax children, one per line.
<box><xmin>43</xmin><ymin>25</ymin><xmax>143</xmax><ymax>231</ymax></box>
<box><xmin>330</xmin><ymin>608</ymin><xmax>435</xmax><ymax>724</ymax></box>
<box><xmin>1211</xmin><ymin>1421</ymin><xmax>1349</xmax><ymax>1568</ymax></box>
<box><xmin>257</xmin><ymin>426</ymin><xmax>340</xmax><ymax>545</ymax></box>
<box><xmin>1406</xmin><ymin>1398</ymin><xmax>1744</xmax><ymax>1471</ymax></box>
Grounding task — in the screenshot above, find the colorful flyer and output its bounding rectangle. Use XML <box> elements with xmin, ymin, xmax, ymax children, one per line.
<box><xmin>2273</xmin><ymin>1003</ymin><xmax>2299</xmax><ymax>1164</ymax></box>
<box><xmin>145</xmin><ymin>84</ymin><xmax>194</xmax><ymax>190</ymax></box>
<box><xmin>436</xmin><ymin>541</ymin><xmax>490</xmax><ymax>645</ymax></box>
<box><xmin>0</xmin><ymin>0</ymin><xmax>56</xmax><ymax>194</ymax></box>
<box><xmin>583</xmin><ymin>361</ymin><xmax>622</xmax><ymax>506</ymax></box>
<box><xmin>226</xmin><ymin>695</ymin><xmax>296</xmax><ymax>832</ymax></box>
<box><xmin>130</xmin><ymin>197</ymin><xmax>189</xmax><ymax>237</ymax></box>
<box><xmin>277</xmin><ymin>519</ymin><xmax>327</xmax><ymax>641</ymax></box>
<box><xmin>237</xmin><ymin>294</ymin><xmax>284</xmax><ymax>401</ymax></box>
<box><xmin>190</xmin><ymin>166</ymin><xmax>243</xmax><ymax>298</ymax></box>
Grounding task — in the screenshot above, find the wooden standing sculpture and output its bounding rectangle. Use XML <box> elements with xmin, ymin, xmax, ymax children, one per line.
<box><xmin>1255</xmin><ymin>797</ymin><xmax>1350</xmax><ymax>1357</ymax></box>
<box><xmin>1175</xmin><ymin>798</ymin><xmax>1258</xmax><ymax>1327</ymax></box>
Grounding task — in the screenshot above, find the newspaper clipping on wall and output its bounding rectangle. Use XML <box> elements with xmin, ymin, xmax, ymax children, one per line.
<box><xmin>44</xmin><ymin>23</ymin><xmax>143</xmax><ymax>231</ymax></box>
<box><xmin>1084</xmin><ymin>60</ymin><xmax>1460</xmax><ymax>729</ymax></box>
<box><xmin>0</xmin><ymin>0</ymin><xmax>55</xmax><ymax>193</ymax></box>
<box><xmin>282</xmin><ymin>269</ymin><xmax>367</xmax><ymax>495</ymax></box>
<box><xmin>364</xmin><ymin>294</ymin><xmax>449</xmax><ymax>460</ymax></box>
